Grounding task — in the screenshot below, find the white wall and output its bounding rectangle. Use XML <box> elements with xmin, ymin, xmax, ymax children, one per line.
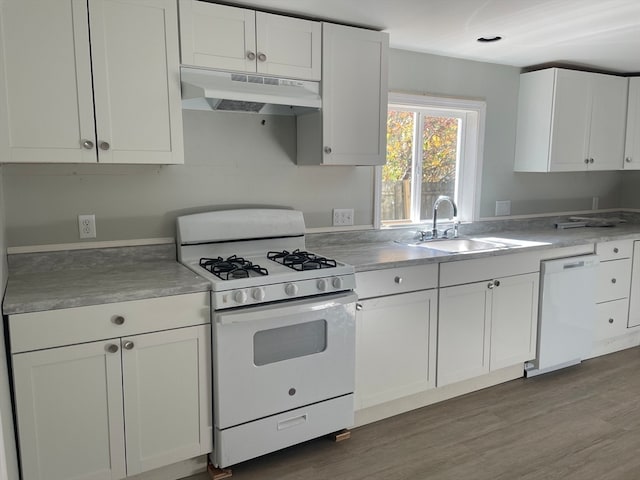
<box><xmin>0</xmin><ymin>48</ymin><xmax>627</xmax><ymax>247</ymax></box>
<box><xmin>0</xmin><ymin>166</ymin><xmax>19</xmax><ymax>480</ymax></box>
<box><xmin>2</xmin><ymin>111</ymin><xmax>374</xmax><ymax>246</ymax></box>
<box><xmin>620</xmin><ymin>171</ymin><xmax>640</xmax><ymax>208</ymax></box>
<box><xmin>388</xmin><ymin>49</ymin><xmax>623</xmax><ymax>218</ymax></box>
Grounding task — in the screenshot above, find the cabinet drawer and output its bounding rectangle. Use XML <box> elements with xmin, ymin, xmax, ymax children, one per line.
<box><xmin>9</xmin><ymin>292</ymin><xmax>209</xmax><ymax>353</ymax></box>
<box><xmin>594</xmin><ymin>298</ymin><xmax>629</xmax><ymax>341</ymax></box>
<box><xmin>596</xmin><ymin>259</ymin><xmax>631</xmax><ymax>303</ymax></box>
<box><xmin>215</xmin><ymin>394</ymin><xmax>353</xmax><ymax>467</ymax></box>
<box><xmin>596</xmin><ymin>239</ymin><xmax>633</xmax><ymax>261</ymax></box>
<box><xmin>356</xmin><ymin>264</ymin><xmax>438</xmax><ymax>299</ymax></box>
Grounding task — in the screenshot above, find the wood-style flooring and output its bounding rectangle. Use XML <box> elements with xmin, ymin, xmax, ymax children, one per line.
<box><xmin>186</xmin><ymin>347</ymin><xmax>640</xmax><ymax>480</ymax></box>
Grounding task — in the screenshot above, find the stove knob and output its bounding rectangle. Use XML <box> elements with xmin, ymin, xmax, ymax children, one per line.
<box><xmin>233</xmin><ymin>289</ymin><xmax>248</xmax><ymax>304</ymax></box>
<box><xmin>252</xmin><ymin>287</ymin><xmax>265</xmax><ymax>302</ymax></box>
<box><xmin>332</xmin><ymin>277</ymin><xmax>343</xmax><ymax>289</ymax></box>
<box><xmin>317</xmin><ymin>279</ymin><xmax>328</xmax><ymax>291</ymax></box>
<box><xmin>285</xmin><ymin>283</ymin><xmax>298</xmax><ymax>296</ymax></box>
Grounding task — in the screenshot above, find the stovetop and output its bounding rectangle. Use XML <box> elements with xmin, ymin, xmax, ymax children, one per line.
<box><xmin>181</xmin><ymin>249</ymin><xmax>355</xmax><ymax>309</ymax></box>
<box><xmin>176</xmin><ymin>209</ymin><xmax>356</xmax><ymax>309</ymax></box>
<box><xmin>184</xmin><ymin>250</ymin><xmax>353</xmax><ymax>291</ymax></box>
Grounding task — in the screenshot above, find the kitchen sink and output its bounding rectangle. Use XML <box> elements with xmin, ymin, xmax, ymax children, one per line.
<box><xmin>404</xmin><ymin>236</ymin><xmax>549</xmax><ymax>254</ymax></box>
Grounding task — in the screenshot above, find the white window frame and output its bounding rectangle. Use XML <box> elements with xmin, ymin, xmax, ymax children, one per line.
<box><xmin>375</xmin><ymin>92</ymin><xmax>486</xmax><ymax>228</ymax></box>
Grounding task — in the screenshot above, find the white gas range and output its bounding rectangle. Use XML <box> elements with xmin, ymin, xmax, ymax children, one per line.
<box><xmin>176</xmin><ymin>209</ymin><xmax>357</xmax><ymax>469</ymax></box>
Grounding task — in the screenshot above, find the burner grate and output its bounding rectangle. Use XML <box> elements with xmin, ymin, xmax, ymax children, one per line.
<box><xmin>267</xmin><ymin>249</ymin><xmax>337</xmax><ymax>271</ymax></box>
<box><xmin>199</xmin><ymin>255</ymin><xmax>268</xmax><ymax>280</ymax></box>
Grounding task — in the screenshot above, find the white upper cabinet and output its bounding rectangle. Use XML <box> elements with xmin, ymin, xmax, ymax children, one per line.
<box><xmin>514</xmin><ymin>68</ymin><xmax>627</xmax><ymax>172</ymax></box>
<box><xmin>624</xmin><ymin>77</ymin><xmax>640</xmax><ymax>169</ymax></box>
<box><xmin>297</xmin><ymin>23</ymin><xmax>389</xmax><ymax>165</ymax></box>
<box><xmin>179</xmin><ymin>1</ymin><xmax>321</xmax><ymax>81</ymax></box>
<box><xmin>0</xmin><ymin>0</ymin><xmax>184</xmax><ymax>164</ymax></box>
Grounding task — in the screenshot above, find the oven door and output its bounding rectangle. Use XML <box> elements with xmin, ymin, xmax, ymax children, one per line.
<box><xmin>213</xmin><ymin>291</ymin><xmax>356</xmax><ymax>430</ymax></box>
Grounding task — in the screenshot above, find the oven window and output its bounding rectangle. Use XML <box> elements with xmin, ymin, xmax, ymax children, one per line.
<box><xmin>253</xmin><ymin>319</ymin><xmax>327</xmax><ymax>366</ymax></box>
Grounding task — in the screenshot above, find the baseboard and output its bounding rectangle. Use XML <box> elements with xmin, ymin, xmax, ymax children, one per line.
<box><xmin>354</xmin><ymin>364</ymin><xmax>523</xmax><ymax>427</ymax></box>
<box><xmin>586</xmin><ymin>328</ymin><xmax>640</xmax><ymax>359</ymax></box>
<box><xmin>127</xmin><ymin>456</ymin><xmax>208</xmax><ymax>480</ymax></box>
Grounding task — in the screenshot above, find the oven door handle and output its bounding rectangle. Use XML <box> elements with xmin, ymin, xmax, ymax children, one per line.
<box><xmin>215</xmin><ymin>291</ymin><xmax>358</xmax><ymax>325</ymax></box>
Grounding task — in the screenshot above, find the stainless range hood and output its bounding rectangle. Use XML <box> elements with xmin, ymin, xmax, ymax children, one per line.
<box><xmin>180</xmin><ymin>67</ymin><xmax>321</xmax><ymax>116</ymax></box>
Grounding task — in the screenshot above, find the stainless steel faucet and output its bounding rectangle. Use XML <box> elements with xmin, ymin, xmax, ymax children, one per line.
<box><xmin>431</xmin><ymin>195</ymin><xmax>458</xmax><ymax>239</ymax></box>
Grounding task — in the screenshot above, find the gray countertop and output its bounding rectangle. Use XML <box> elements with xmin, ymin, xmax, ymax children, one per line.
<box><xmin>5</xmin><ymin>220</ymin><xmax>640</xmax><ymax>315</ymax></box>
<box><xmin>307</xmin><ymin>224</ymin><xmax>640</xmax><ymax>271</ymax></box>
<box><xmin>3</xmin><ymin>244</ymin><xmax>211</xmax><ymax>315</ymax></box>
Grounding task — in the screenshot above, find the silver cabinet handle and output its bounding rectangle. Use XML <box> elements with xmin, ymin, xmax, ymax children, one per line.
<box><xmin>609</xmin><ymin>318</ymin><xmax>614</xmax><ymax>324</ymax></box>
<box><xmin>257</xmin><ymin>52</ymin><xmax>267</xmax><ymax>62</ymax></box>
<box><xmin>584</xmin><ymin>158</ymin><xmax>589</xmax><ymax>164</ymax></box>
<box><xmin>611</xmin><ymin>278</ymin><xmax>617</xmax><ymax>284</ymax></box>
<box><xmin>246</xmin><ymin>51</ymin><xmax>256</xmax><ymax>60</ymax></box>
<box><xmin>355</xmin><ymin>303</ymin><xmax>363</xmax><ymax>311</ymax></box>
<box><xmin>106</xmin><ymin>344</ymin><xmax>119</xmax><ymax>353</ymax></box>
<box><xmin>123</xmin><ymin>341</ymin><xmax>134</xmax><ymax>350</ymax></box>
<box><xmin>394</xmin><ymin>276</ymin><xmax>403</xmax><ymax>284</ymax></box>
<box><xmin>81</xmin><ymin>139</ymin><xmax>94</xmax><ymax>149</ymax></box>
<box><xmin>112</xmin><ymin>315</ymin><xmax>125</xmax><ymax>325</ymax></box>
<box><xmin>324</xmin><ymin>146</ymin><xmax>332</xmax><ymax>154</ymax></box>
<box><xmin>487</xmin><ymin>282</ymin><xmax>494</xmax><ymax>289</ymax></box>
<box><xmin>613</xmin><ymin>247</ymin><xmax>619</xmax><ymax>254</ymax></box>
<box><xmin>494</xmin><ymin>280</ymin><xmax>501</xmax><ymax>287</ymax></box>
<box><xmin>99</xmin><ymin>141</ymin><xmax>110</xmax><ymax>151</ymax></box>
<box><xmin>626</xmin><ymin>157</ymin><xmax>632</xmax><ymax>163</ymax></box>
<box><xmin>589</xmin><ymin>158</ymin><xmax>594</xmax><ymax>164</ymax></box>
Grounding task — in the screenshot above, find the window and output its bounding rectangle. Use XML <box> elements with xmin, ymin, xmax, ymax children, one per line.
<box><xmin>375</xmin><ymin>93</ymin><xmax>486</xmax><ymax>227</ymax></box>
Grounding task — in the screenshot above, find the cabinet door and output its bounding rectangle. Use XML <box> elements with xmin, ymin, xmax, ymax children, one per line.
<box><xmin>90</xmin><ymin>0</ymin><xmax>183</xmax><ymax>164</ymax></box>
<box><xmin>179</xmin><ymin>1</ymin><xmax>256</xmax><ymax>72</ymax></box>
<box><xmin>596</xmin><ymin>258</ymin><xmax>632</xmax><ymax>303</ymax></box>
<box><xmin>355</xmin><ymin>290</ymin><xmax>437</xmax><ymax>410</ymax></box>
<box><xmin>624</xmin><ymin>78</ymin><xmax>640</xmax><ymax>169</ymax></box>
<box><xmin>628</xmin><ymin>241</ymin><xmax>640</xmax><ymax>328</ymax></box>
<box><xmin>121</xmin><ymin>325</ymin><xmax>212</xmax><ymax>476</ymax></box>
<box><xmin>490</xmin><ymin>273</ymin><xmax>539</xmax><ymax>370</ymax></box>
<box><xmin>320</xmin><ymin>23</ymin><xmax>388</xmax><ymax>165</ymax></box>
<box><xmin>437</xmin><ymin>282</ymin><xmax>491</xmax><ymax>386</ymax></box>
<box><xmin>0</xmin><ymin>0</ymin><xmax>96</xmax><ymax>163</ymax></box>
<box><xmin>549</xmin><ymin>69</ymin><xmax>591</xmax><ymax>171</ymax></box>
<box><xmin>595</xmin><ymin>299</ymin><xmax>630</xmax><ymax>341</ymax></box>
<box><xmin>588</xmin><ymin>74</ymin><xmax>627</xmax><ymax>170</ymax></box>
<box><xmin>13</xmin><ymin>341</ymin><xmax>126</xmax><ymax>480</ymax></box>
<box><xmin>255</xmin><ymin>12</ymin><xmax>321</xmax><ymax>80</ymax></box>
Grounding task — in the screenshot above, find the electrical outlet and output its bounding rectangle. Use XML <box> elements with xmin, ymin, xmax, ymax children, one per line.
<box><xmin>495</xmin><ymin>200</ymin><xmax>511</xmax><ymax>216</ymax></box>
<box><xmin>78</xmin><ymin>214</ymin><xmax>96</xmax><ymax>239</ymax></box>
<box><xmin>333</xmin><ymin>208</ymin><xmax>354</xmax><ymax>226</ymax></box>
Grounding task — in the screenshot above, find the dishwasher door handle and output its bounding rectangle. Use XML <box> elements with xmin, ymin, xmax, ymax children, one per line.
<box><xmin>563</xmin><ymin>261</ymin><xmax>586</xmax><ymax>269</ymax></box>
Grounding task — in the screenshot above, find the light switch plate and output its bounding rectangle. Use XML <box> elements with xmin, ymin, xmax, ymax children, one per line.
<box><xmin>495</xmin><ymin>200</ymin><xmax>511</xmax><ymax>216</ymax></box>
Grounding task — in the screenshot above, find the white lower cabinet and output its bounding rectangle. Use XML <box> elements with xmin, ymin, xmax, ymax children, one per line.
<box><xmin>628</xmin><ymin>241</ymin><xmax>640</xmax><ymax>328</ymax></box>
<box><xmin>355</xmin><ymin>290</ymin><xmax>437</xmax><ymax>409</ymax></box>
<box><xmin>437</xmin><ymin>272</ymin><xmax>539</xmax><ymax>387</ymax></box>
<box><xmin>593</xmin><ymin>240</ymin><xmax>632</xmax><ymax>337</ymax></box>
<box><xmin>354</xmin><ymin>265</ymin><xmax>438</xmax><ymax>410</ymax></box>
<box><xmin>10</xmin><ymin>293</ymin><xmax>211</xmax><ymax>480</ymax></box>
<box><xmin>594</xmin><ymin>299</ymin><xmax>630</xmax><ymax>340</ymax></box>
<box><xmin>13</xmin><ymin>340</ymin><xmax>127</xmax><ymax>480</ymax></box>
<box><xmin>122</xmin><ymin>326</ymin><xmax>211</xmax><ymax>476</ymax></box>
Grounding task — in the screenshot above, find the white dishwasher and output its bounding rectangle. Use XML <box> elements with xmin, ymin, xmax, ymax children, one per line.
<box><xmin>525</xmin><ymin>254</ymin><xmax>600</xmax><ymax>377</ymax></box>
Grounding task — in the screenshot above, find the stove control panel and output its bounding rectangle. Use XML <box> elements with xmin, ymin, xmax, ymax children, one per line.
<box><xmin>214</xmin><ymin>275</ymin><xmax>356</xmax><ymax>309</ymax></box>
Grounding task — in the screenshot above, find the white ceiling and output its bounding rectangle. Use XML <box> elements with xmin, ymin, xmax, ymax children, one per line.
<box><xmin>223</xmin><ymin>0</ymin><xmax>640</xmax><ymax>74</ymax></box>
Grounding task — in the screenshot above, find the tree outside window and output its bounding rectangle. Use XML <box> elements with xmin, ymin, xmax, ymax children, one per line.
<box><xmin>382</xmin><ymin>108</ymin><xmax>460</xmax><ymax>223</ymax></box>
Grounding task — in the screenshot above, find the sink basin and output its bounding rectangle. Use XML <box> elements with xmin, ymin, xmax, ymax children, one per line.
<box><xmin>404</xmin><ymin>236</ymin><xmax>550</xmax><ymax>254</ymax></box>
<box><xmin>410</xmin><ymin>238</ymin><xmax>510</xmax><ymax>253</ymax></box>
